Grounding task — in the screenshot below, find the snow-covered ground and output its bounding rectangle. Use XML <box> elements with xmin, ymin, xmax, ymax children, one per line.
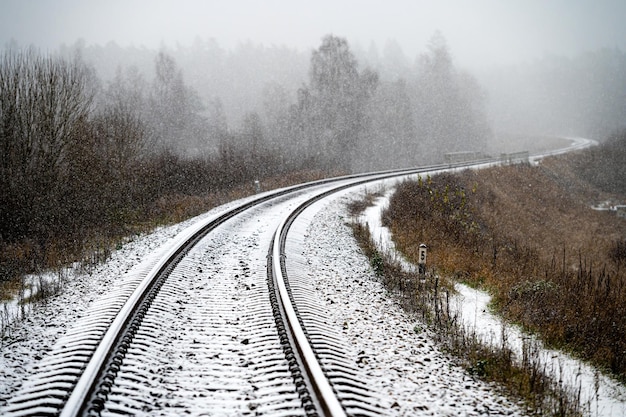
<box><xmin>1</xmin><ymin>186</ymin><xmax>528</xmax><ymax>416</ymax></box>
<box><xmin>303</xmin><ymin>191</ymin><xmax>527</xmax><ymax>416</ymax></box>
<box><xmin>359</xmin><ymin>188</ymin><xmax>626</xmax><ymax>417</ymax></box>
<box><xmin>1</xmin><ymin>159</ymin><xmax>623</xmax><ymax>416</ymax></box>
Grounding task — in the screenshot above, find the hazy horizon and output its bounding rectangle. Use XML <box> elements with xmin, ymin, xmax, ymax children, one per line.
<box><xmin>1</xmin><ymin>0</ymin><xmax>625</xmax><ymax>69</ymax></box>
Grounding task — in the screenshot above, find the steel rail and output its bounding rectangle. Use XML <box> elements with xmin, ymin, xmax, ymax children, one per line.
<box><xmin>268</xmin><ymin>165</ymin><xmax>450</xmax><ymax>417</ymax></box>
<box><xmin>55</xmin><ymin>150</ymin><xmax>547</xmax><ymax>416</ymax></box>
<box><xmin>57</xmin><ymin>166</ymin><xmax>439</xmax><ymax>417</ymax></box>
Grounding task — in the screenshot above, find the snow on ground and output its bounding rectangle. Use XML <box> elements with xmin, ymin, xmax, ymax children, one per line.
<box><xmin>1</xmin><ymin>172</ymin><xmax>624</xmax><ymax>416</ymax></box>
<box><xmin>358</xmin><ymin>188</ymin><xmax>626</xmax><ymax>417</ymax></box>
<box><xmin>1</xmin><ymin>186</ymin><xmax>526</xmax><ymax>416</ymax></box>
<box><xmin>0</xmin><ymin>197</ymin><xmax>251</xmax><ymax>407</ymax></box>
<box><xmin>303</xmin><ymin>191</ymin><xmax>527</xmax><ymax>416</ymax></box>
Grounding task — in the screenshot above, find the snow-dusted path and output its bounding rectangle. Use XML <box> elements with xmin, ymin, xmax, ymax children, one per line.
<box><xmin>101</xmin><ymin>199</ymin><xmax>305</xmax><ymax>416</ymax></box>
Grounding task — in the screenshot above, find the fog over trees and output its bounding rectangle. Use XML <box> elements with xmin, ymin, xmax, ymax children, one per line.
<box><xmin>479</xmin><ymin>48</ymin><xmax>626</xmax><ymax>140</ymax></box>
<box><xmin>60</xmin><ymin>32</ymin><xmax>626</xmax><ymax>160</ymax></box>
<box><xmin>58</xmin><ymin>32</ymin><xmax>500</xmax><ymax>169</ymax></box>
<box><xmin>2</xmin><ymin>32</ymin><xmax>626</xmax><ymax>277</ymax></box>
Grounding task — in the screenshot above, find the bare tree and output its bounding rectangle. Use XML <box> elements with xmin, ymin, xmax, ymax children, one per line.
<box><xmin>291</xmin><ymin>35</ymin><xmax>378</xmax><ymax>171</ymax></box>
<box><xmin>97</xmin><ymin>66</ymin><xmax>148</xmax><ymax>174</ymax></box>
<box><xmin>0</xmin><ymin>47</ymin><xmax>94</xmax><ymax>242</ymax></box>
<box><xmin>148</xmin><ymin>51</ymin><xmax>205</xmax><ymax>155</ymax></box>
<box><xmin>413</xmin><ymin>32</ymin><xmax>490</xmax><ymax>160</ymax></box>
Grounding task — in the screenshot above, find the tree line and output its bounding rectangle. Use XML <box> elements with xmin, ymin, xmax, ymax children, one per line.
<box><xmin>0</xmin><ymin>34</ymin><xmax>490</xmax><ymax>282</ymax></box>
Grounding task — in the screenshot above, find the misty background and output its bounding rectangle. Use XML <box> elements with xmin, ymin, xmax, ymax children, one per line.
<box><xmin>2</xmin><ymin>0</ymin><xmax>626</xmax><ymax>267</ymax></box>
<box><xmin>3</xmin><ymin>1</ymin><xmax>626</xmax><ymax>142</ymax></box>
<box><xmin>3</xmin><ymin>1</ymin><xmax>626</xmax><ymax>158</ymax></box>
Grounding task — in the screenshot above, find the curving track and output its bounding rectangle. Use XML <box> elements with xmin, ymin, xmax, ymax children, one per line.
<box><xmin>2</xmin><ymin>169</ymin><xmax>431</xmax><ymax>417</ymax></box>
<box><xmin>1</xmin><ymin>138</ymin><xmax>596</xmax><ymax>417</ymax></box>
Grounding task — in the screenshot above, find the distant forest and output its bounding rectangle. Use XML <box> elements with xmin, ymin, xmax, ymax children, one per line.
<box><xmin>1</xmin><ymin>33</ymin><xmax>626</xmax><ymax>283</ymax></box>
<box><xmin>55</xmin><ymin>32</ymin><xmax>491</xmax><ymax>170</ymax></box>
<box><xmin>65</xmin><ymin>34</ymin><xmax>626</xmax><ymax>148</ymax></box>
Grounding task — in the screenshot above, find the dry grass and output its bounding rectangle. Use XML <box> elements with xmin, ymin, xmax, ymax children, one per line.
<box><xmin>350</xmin><ymin>195</ymin><xmax>582</xmax><ymax>416</ymax></box>
<box><xmin>367</xmin><ymin>130</ymin><xmax>626</xmax><ymax>411</ymax></box>
<box><xmin>0</xmin><ymin>169</ymin><xmax>337</xmax><ymax>303</ymax></box>
<box><xmin>384</xmin><ymin>155</ymin><xmax>626</xmax><ymax>382</ymax></box>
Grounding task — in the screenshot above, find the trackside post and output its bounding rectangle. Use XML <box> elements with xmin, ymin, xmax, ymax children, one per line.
<box><xmin>418</xmin><ymin>243</ymin><xmax>427</xmax><ymax>280</ymax></box>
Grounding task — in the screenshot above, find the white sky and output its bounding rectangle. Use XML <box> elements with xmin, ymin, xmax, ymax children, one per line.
<box><xmin>1</xmin><ymin>0</ymin><xmax>625</xmax><ymax>68</ymax></box>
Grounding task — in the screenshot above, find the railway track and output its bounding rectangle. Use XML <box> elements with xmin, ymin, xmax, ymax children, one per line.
<box><xmin>2</xmin><ymin>139</ymin><xmax>596</xmax><ymax>417</ymax></box>
<box><xmin>1</xmin><ymin>166</ymin><xmax>441</xmax><ymax>417</ymax></box>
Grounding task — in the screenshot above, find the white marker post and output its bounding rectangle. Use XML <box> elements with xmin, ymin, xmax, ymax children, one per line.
<box><xmin>418</xmin><ymin>243</ymin><xmax>427</xmax><ymax>280</ymax></box>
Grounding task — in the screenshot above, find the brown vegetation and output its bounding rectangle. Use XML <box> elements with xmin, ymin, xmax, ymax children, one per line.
<box><xmin>349</xmin><ymin>198</ymin><xmax>582</xmax><ymax>416</ymax></box>
<box><xmin>0</xmin><ymin>166</ymin><xmax>332</xmax><ymax>300</ymax></box>
<box><xmin>383</xmin><ymin>132</ymin><xmax>626</xmax><ymax>382</ymax></box>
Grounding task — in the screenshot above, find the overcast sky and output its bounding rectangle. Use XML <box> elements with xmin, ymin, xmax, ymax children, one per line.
<box><xmin>1</xmin><ymin>0</ymin><xmax>625</xmax><ymax>68</ymax></box>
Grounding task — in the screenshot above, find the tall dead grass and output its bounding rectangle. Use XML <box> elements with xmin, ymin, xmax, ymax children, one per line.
<box><xmin>349</xmin><ymin>198</ymin><xmax>582</xmax><ymax>416</ymax></box>
<box><xmin>384</xmin><ymin>161</ymin><xmax>626</xmax><ymax>383</ymax></box>
<box><xmin>0</xmin><ymin>169</ymin><xmax>335</xmax><ymax>308</ymax></box>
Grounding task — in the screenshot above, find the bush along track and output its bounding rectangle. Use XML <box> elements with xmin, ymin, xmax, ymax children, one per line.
<box><xmin>386</xmin><ymin>155</ymin><xmax>626</xmax><ymax>381</ymax></box>
<box><xmin>349</xmin><ymin>189</ymin><xmax>584</xmax><ymax>416</ymax></box>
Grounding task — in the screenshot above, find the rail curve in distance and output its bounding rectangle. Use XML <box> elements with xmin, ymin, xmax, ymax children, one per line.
<box><xmin>2</xmin><ymin>137</ymin><xmax>594</xmax><ymax>416</ymax></box>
